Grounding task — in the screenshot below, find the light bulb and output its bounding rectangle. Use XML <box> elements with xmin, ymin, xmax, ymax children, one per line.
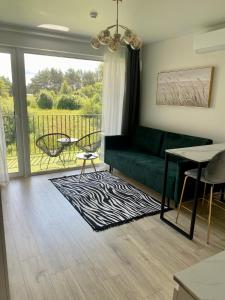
<box><xmin>90</xmin><ymin>37</ymin><xmax>101</xmax><ymax>49</ymax></box>
<box><xmin>130</xmin><ymin>36</ymin><xmax>142</xmax><ymax>50</ymax></box>
<box><xmin>108</xmin><ymin>34</ymin><xmax>122</xmax><ymax>52</ymax></box>
<box><xmin>123</xmin><ymin>29</ymin><xmax>135</xmax><ymax>44</ymax></box>
<box><xmin>108</xmin><ymin>39</ymin><xmax>118</xmax><ymax>52</ymax></box>
<box><xmin>113</xmin><ymin>33</ymin><xmax>122</xmax><ymax>42</ymax></box>
<box><xmin>97</xmin><ymin>29</ymin><xmax>111</xmax><ymax>45</ymax></box>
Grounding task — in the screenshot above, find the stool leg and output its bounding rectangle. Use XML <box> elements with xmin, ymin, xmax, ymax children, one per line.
<box><xmin>207</xmin><ymin>185</ymin><xmax>214</xmax><ymax>244</ymax></box>
<box><xmin>176</xmin><ymin>176</ymin><xmax>188</xmax><ymax>223</ymax></box>
<box><xmin>202</xmin><ymin>182</ymin><xmax>207</xmax><ymax>207</ymax></box>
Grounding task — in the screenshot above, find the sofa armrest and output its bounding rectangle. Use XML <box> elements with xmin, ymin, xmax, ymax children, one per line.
<box><xmin>104</xmin><ymin>135</ymin><xmax>130</xmax><ymax>150</ymax></box>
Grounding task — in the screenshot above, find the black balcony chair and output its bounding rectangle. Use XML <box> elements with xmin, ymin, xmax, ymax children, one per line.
<box><xmin>76</xmin><ymin>130</ymin><xmax>101</xmax><ymax>154</ymax></box>
<box><xmin>36</xmin><ymin>133</ymin><xmax>71</xmax><ymax>170</ymax></box>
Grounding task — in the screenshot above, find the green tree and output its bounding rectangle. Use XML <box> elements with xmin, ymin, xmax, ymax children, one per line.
<box><xmin>57</xmin><ymin>95</ymin><xmax>80</xmax><ymax>110</ymax></box>
<box><xmin>37</xmin><ymin>90</ymin><xmax>53</xmax><ymax>109</ymax></box>
<box><xmin>82</xmin><ymin>71</ymin><xmax>96</xmax><ymax>86</ymax></box>
<box><xmin>60</xmin><ymin>80</ymin><xmax>72</xmax><ymax>94</ymax></box>
<box><xmin>81</xmin><ymin>97</ymin><xmax>101</xmax><ymax>115</ymax></box>
<box><xmin>64</xmin><ymin>69</ymin><xmax>82</xmax><ymax>89</ymax></box>
<box><xmin>2</xmin><ymin>107</ymin><xmax>16</xmax><ymax>145</ymax></box>
<box><xmin>95</xmin><ymin>63</ymin><xmax>103</xmax><ymax>82</ymax></box>
<box><xmin>79</xmin><ymin>82</ymin><xmax>102</xmax><ymax>100</ymax></box>
<box><xmin>4</xmin><ymin>77</ymin><xmax>12</xmax><ymax>96</ymax></box>
<box><xmin>0</xmin><ymin>77</ymin><xmax>10</xmax><ymax>97</ymax></box>
<box><xmin>27</xmin><ymin>68</ymin><xmax>64</xmax><ymax>94</ymax></box>
<box><xmin>49</xmin><ymin>68</ymin><xmax>64</xmax><ymax>92</ymax></box>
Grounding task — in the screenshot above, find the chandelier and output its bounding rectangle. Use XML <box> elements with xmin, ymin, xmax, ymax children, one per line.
<box><xmin>90</xmin><ymin>0</ymin><xmax>142</xmax><ymax>52</ymax></box>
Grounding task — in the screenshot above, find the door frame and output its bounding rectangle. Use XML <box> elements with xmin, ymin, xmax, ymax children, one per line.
<box><xmin>22</xmin><ymin>49</ymin><xmax>103</xmax><ymax>175</ymax></box>
<box><xmin>0</xmin><ymin>47</ymin><xmax>29</xmax><ymax>177</ymax></box>
<box><xmin>1</xmin><ymin>46</ymin><xmax>103</xmax><ymax>177</ymax></box>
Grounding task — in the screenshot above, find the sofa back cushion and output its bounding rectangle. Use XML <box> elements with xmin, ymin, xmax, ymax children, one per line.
<box><xmin>131</xmin><ymin>126</ymin><xmax>164</xmax><ymax>156</ymax></box>
<box><xmin>160</xmin><ymin>131</ymin><xmax>213</xmax><ymax>158</ymax></box>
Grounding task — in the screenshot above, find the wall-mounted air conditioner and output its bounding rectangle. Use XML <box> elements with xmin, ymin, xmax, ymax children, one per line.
<box><xmin>194</xmin><ymin>28</ymin><xmax>225</xmax><ymax>53</ymax></box>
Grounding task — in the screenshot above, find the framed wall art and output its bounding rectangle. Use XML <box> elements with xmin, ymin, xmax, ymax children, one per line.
<box><xmin>156</xmin><ymin>66</ymin><xmax>214</xmax><ymax>107</ymax></box>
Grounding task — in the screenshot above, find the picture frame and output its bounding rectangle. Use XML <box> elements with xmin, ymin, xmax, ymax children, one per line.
<box><xmin>156</xmin><ymin>66</ymin><xmax>214</xmax><ymax>107</ymax></box>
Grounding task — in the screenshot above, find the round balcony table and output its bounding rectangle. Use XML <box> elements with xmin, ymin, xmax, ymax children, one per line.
<box><xmin>57</xmin><ymin>137</ymin><xmax>78</xmax><ymax>161</ymax></box>
<box><xmin>76</xmin><ymin>153</ymin><xmax>99</xmax><ymax>182</ymax></box>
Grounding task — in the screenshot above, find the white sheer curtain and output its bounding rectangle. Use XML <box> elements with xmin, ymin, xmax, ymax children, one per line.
<box><xmin>102</xmin><ymin>48</ymin><xmax>127</xmax><ymax>136</ymax></box>
<box><xmin>0</xmin><ymin>105</ymin><xmax>9</xmax><ymax>186</ymax></box>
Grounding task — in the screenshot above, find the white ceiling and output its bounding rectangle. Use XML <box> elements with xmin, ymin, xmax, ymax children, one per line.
<box><xmin>1</xmin><ymin>0</ymin><xmax>225</xmax><ymax>44</ymax></box>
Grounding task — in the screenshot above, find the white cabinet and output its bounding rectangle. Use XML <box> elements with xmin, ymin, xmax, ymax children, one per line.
<box><xmin>173</xmin><ymin>250</ymin><xmax>225</xmax><ymax>300</ymax></box>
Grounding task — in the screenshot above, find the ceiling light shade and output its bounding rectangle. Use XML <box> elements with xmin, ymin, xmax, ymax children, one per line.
<box><xmin>91</xmin><ymin>0</ymin><xmax>141</xmax><ymax>52</ymax></box>
<box><xmin>130</xmin><ymin>36</ymin><xmax>142</xmax><ymax>50</ymax></box>
<box><xmin>108</xmin><ymin>40</ymin><xmax>118</xmax><ymax>52</ymax></box>
<box><xmin>90</xmin><ymin>37</ymin><xmax>101</xmax><ymax>49</ymax></box>
<box><xmin>123</xmin><ymin>29</ymin><xmax>135</xmax><ymax>44</ymax></box>
<box><xmin>98</xmin><ymin>29</ymin><xmax>111</xmax><ymax>45</ymax></box>
<box><xmin>108</xmin><ymin>33</ymin><xmax>122</xmax><ymax>52</ymax></box>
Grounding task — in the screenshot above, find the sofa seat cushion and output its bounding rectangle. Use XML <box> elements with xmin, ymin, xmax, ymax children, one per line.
<box><xmin>135</xmin><ymin>158</ymin><xmax>177</xmax><ymax>197</ymax></box>
<box><xmin>105</xmin><ymin>149</ymin><xmax>177</xmax><ymax>197</ymax></box>
<box><xmin>105</xmin><ymin>149</ymin><xmax>154</xmax><ymax>168</ymax></box>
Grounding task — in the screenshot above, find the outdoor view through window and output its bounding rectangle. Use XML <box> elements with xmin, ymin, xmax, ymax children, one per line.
<box><xmin>0</xmin><ymin>52</ymin><xmax>103</xmax><ymax>174</ymax></box>
<box><xmin>0</xmin><ymin>53</ymin><xmax>19</xmax><ymax>173</ymax></box>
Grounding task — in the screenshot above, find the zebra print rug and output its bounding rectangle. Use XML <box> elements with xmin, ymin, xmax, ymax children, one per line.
<box><xmin>50</xmin><ymin>171</ymin><xmax>166</xmax><ymax>231</ymax></box>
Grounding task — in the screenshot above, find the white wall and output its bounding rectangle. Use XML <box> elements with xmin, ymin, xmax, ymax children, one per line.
<box><xmin>141</xmin><ymin>34</ymin><xmax>225</xmax><ymax>143</ymax></box>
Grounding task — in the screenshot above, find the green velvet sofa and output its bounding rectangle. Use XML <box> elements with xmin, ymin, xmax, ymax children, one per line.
<box><xmin>104</xmin><ymin>126</ymin><xmax>213</xmax><ymax>205</ymax></box>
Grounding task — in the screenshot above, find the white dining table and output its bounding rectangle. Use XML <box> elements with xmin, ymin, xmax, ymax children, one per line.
<box><xmin>160</xmin><ymin>143</ymin><xmax>225</xmax><ymax>240</ymax></box>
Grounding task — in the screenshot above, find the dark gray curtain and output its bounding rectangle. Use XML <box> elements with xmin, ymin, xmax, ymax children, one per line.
<box><xmin>122</xmin><ymin>45</ymin><xmax>140</xmax><ymax>136</ymax></box>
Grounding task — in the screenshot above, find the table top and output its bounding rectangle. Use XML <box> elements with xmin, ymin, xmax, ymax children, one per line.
<box><xmin>166</xmin><ymin>143</ymin><xmax>225</xmax><ymax>163</ymax></box>
<box><xmin>76</xmin><ymin>153</ymin><xmax>99</xmax><ymax>160</ymax></box>
<box><xmin>174</xmin><ymin>250</ymin><xmax>225</xmax><ymax>300</ymax></box>
<box><xmin>57</xmin><ymin>137</ymin><xmax>78</xmax><ymax>144</ymax></box>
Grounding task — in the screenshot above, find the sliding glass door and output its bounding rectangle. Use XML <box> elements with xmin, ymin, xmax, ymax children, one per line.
<box><xmin>0</xmin><ymin>48</ymin><xmax>103</xmax><ymax>177</ymax></box>
<box><xmin>24</xmin><ymin>52</ymin><xmax>103</xmax><ymax>173</ymax></box>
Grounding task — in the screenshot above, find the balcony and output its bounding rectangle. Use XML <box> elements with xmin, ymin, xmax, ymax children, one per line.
<box><xmin>4</xmin><ymin>113</ymin><xmax>102</xmax><ymax>173</ymax></box>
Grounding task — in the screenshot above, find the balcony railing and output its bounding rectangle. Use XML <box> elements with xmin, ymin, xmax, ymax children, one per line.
<box><xmin>3</xmin><ymin>113</ymin><xmax>102</xmax><ymax>173</ymax></box>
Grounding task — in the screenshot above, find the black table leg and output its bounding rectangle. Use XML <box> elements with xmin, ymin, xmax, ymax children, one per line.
<box><xmin>160</xmin><ymin>154</ymin><xmax>203</xmax><ymax>240</ymax></box>
<box><xmin>167</xmin><ymin>198</ymin><xmax>171</xmax><ymax>208</ymax></box>
<box><xmin>189</xmin><ymin>163</ymin><xmax>202</xmax><ymax>239</ymax></box>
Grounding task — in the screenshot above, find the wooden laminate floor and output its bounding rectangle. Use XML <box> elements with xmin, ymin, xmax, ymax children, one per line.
<box><xmin>0</xmin><ymin>192</ymin><xmax>9</xmax><ymax>300</ymax></box>
<box><xmin>2</xmin><ymin>167</ymin><xmax>225</xmax><ymax>300</ymax></box>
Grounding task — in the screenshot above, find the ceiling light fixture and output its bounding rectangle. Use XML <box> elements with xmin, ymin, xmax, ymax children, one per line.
<box><xmin>90</xmin><ymin>0</ymin><xmax>141</xmax><ymax>52</ymax></box>
<box><xmin>38</xmin><ymin>24</ymin><xmax>69</xmax><ymax>32</ymax></box>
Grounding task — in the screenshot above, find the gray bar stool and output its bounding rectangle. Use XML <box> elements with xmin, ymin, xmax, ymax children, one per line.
<box><xmin>176</xmin><ymin>150</ymin><xmax>225</xmax><ymax>244</ymax></box>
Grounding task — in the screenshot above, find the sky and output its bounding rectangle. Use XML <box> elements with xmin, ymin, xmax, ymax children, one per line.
<box><xmin>0</xmin><ymin>53</ymin><xmax>101</xmax><ymax>84</ymax></box>
<box><xmin>0</xmin><ymin>53</ymin><xmax>12</xmax><ymax>80</ymax></box>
